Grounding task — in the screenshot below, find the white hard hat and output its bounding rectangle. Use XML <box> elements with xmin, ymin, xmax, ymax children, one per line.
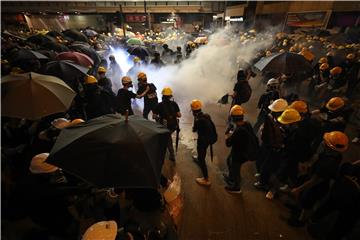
<box><xmin>267</xmin><ymin>78</ymin><xmax>280</xmax><ymax>86</ymax></box>
<box><xmin>268</xmin><ymin>98</ymin><xmax>288</xmax><ymax>112</ymax></box>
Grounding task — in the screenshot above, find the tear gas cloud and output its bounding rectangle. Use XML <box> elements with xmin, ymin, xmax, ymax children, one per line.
<box><xmin>107</xmin><ymin>26</ymin><xmax>279</xmax><ymax>111</ymax></box>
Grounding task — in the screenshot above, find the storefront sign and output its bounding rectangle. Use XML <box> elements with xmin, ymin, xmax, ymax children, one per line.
<box><xmin>286</xmin><ymin>11</ymin><xmax>330</xmax><ymax>28</ymax></box>
<box><xmin>126</xmin><ymin>15</ymin><xmax>147</xmax><ymax>23</ymax></box>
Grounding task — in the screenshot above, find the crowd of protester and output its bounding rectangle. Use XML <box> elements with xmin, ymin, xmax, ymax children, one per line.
<box><xmin>1</xmin><ymin>26</ymin><xmax>360</xmax><ymax>240</ymax></box>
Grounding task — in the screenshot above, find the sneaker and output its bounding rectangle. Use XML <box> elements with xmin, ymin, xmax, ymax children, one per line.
<box><xmin>265</xmin><ymin>191</ymin><xmax>274</xmax><ymax>200</ymax></box>
<box><xmin>253</xmin><ymin>181</ymin><xmax>266</xmax><ymax>190</ymax></box>
<box><xmin>279</xmin><ymin>184</ymin><xmax>289</xmax><ymax>192</ymax></box>
<box><xmin>254</xmin><ymin>173</ymin><xmax>261</xmax><ymax>178</ymax></box>
<box><xmin>196</xmin><ymin>178</ymin><xmax>211</xmax><ymax>186</ymax></box>
<box><xmin>352</xmin><ymin>137</ymin><xmax>360</xmax><ymax>143</ymax></box>
<box><xmin>225</xmin><ymin>186</ymin><xmax>242</xmax><ymax>193</ymax></box>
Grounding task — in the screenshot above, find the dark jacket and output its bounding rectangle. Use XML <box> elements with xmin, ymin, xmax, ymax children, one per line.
<box><xmin>261</xmin><ymin>113</ymin><xmax>284</xmax><ymax>148</ymax></box>
<box><xmin>84</xmin><ymin>84</ymin><xmax>115</xmax><ymax>120</ymax></box>
<box><xmin>226</xmin><ymin>122</ymin><xmax>253</xmax><ymax>163</ymax></box>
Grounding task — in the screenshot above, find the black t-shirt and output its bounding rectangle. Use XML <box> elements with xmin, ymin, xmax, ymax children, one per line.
<box><xmin>116</xmin><ymin>88</ymin><xmax>137</xmax><ymax>115</ymax></box>
<box><xmin>153</xmin><ymin>100</ymin><xmax>180</xmax><ymax>130</ymax></box>
<box><xmin>225</xmin><ymin>122</ymin><xmax>252</xmax><ymax>163</ymax></box>
<box><xmin>137</xmin><ymin>83</ymin><xmax>158</xmax><ymax>103</ymax></box>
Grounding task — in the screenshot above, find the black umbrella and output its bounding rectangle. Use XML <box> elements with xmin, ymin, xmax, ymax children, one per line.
<box><xmin>254</xmin><ymin>52</ymin><xmax>312</xmax><ymax>74</ymax></box>
<box><xmin>43</xmin><ymin>60</ymin><xmax>89</xmax><ymax>88</ymax></box>
<box><xmin>37</xmin><ymin>50</ymin><xmax>58</xmax><ymax>60</ymax></box>
<box><xmin>217</xmin><ymin>94</ymin><xmax>229</xmax><ymax>104</ymax></box>
<box><xmin>10</xmin><ymin>48</ymin><xmax>48</xmax><ymax>62</ymax></box>
<box><xmin>128</xmin><ymin>46</ymin><xmax>150</xmax><ymax>60</ymax></box>
<box><xmin>27</xmin><ymin>34</ymin><xmax>57</xmax><ymax>46</ymax></box>
<box><xmin>47</xmin><ymin>114</ymin><xmax>170</xmax><ymax>189</ymax></box>
<box><xmin>69</xmin><ymin>44</ymin><xmax>101</xmax><ymax>65</ymax></box>
<box><xmin>62</xmin><ymin>29</ymin><xmax>88</xmax><ymax>42</ymax></box>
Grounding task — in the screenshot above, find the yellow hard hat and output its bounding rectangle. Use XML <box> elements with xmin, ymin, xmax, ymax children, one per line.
<box><xmin>330</xmin><ymin>66</ymin><xmax>342</xmax><ymax>75</ymax></box>
<box><xmin>323</xmin><ymin>131</ymin><xmax>349</xmax><ymax>152</ymax></box>
<box><xmin>326</xmin><ymin>97</ymin><xmax>344</xmax><ymax>111</ymax></box>
<box><xmin>326</xmin><ymin>51</ymin><xmax>335</xmax><ymax>57</ymax></box>
<box><xmin>289</xmin><ymin>100</ymin><xmax>308</xmax><ymax>113</ymax></box>
<box><xmin>51</xmin><ymin>118</ymin><xmax>71</xmax><ymax>129</ymax></box>
<box><xmin>97</xmin><ymin>66</ymin><xmax>107</xmax><ymax>73</ymax></box>
<box><xmin>277</xmin><ymin>108</ymin><xmax>301</xmax><ymax>125</ymax></box>
<box><xmin>346</xmin><ymin>53</ymin><xmax>355</xmax><ymax>60</ymax></box>
<box><xmin>279</xmin><ymin>49</ymin><xmax>285</xmax><ymax>53</ymax></box>
<box><xmin>137</xmin><ymin>72</ymin><xmax>147</xmax><ymax>80</ymax></box>
<box><xmin>71</xmin><ymin>118</ymin><xmax>85</xmax><ymax>125</ymax></box>
<box><xmin>268</xmin><ymin>98</ymin><xmax>288</xmax><ymax>112</ymax></box>
<box><xmin>190</xmin><ymin>99</ymin><xmax>202</xmax><ymax>111</ymax></box>
<box><xmin>265</xmin><ymin>51</ymin><xmax>272</xmax><ymax>57</ymax></box>
<box><xmin>338</xmin><ymin>45</ymin><xmax>345</xmax><ymax>50</ymax></box>
<box><xmin>85</xmin><ymin>75</ymin><xmax>97</xmax><ymax>84</ymax></box>
<box><xmin>318</xmin><ymin>57</ymin><xmax>328</xmax><ymax>64</ymax></box>
<box><xmin>133</xmin><ymin>57</ymin><xmax>141</xmax><ymax>63</ymax></box>
<box><xmin>300</xmin><ymin>49</ymin><xmax>315</xmax><ymax>61</ymax></box>
<box><xmin>29</xmin><ymin>153</ymin><xmax>59</xmax><ymax>174</ymax></box>
<box><xmin>82</xmin><ymin>221</ymin><xmax>117</xmax><ymax>240</ymax></box>
<box><xmin>161</xmin><ymin>87</ymin><xmax>173</xmax><ymax>96</ymax></box>
<box><xmin>121</xmin><ymin>76</ymin><xmax>132</xmax><ymax>85</ymax></box>
<box><xmin>319</xmin><ymin>63</ymin><xmax>329</xmax><ymax>71</ymax></box>
<box><xmin>230</xmin><ymin>105</ymin><xmax>244</xmax><ymax>116</ymax></box>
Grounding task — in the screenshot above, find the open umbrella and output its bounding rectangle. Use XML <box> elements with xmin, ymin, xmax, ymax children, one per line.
<box><xmin>127</xmin><ymin>38</ymin><xmax>144</xmax><ymax>46</ymax></box>
<box><xmin>62</xmin><ymin>29</ymin><xmax>88</xmax><ymax>42</ymax></box>
<box><xmin>10</xmin><ymin>48</ymin><xmax>48</xmax><ymax>62</ymax></box>
<box><xmin>69</xmin><ymin>44</ymin><xmax>101</xmax><ymax>65</ymax></box>
<box><xmin>47</xmin><ymin>114</ymin><xmax>170</xmax><ymax>188</ymax></box>
<box><xmin>254</xmin><ymin>52</ymin><xmax>312</xmax><ymax>74</ymax></box>
<box><xmin>56</xmin><ymin>51</ymin><xmax>94</xmax><ymax>67</ymax></box>
<box><xmin>46</xmin><ymin>30</ymin><xmax>64</xmax><ymax>38</ymax></box>
<box><xmin>1</xmin><ymin>72</ymin><xmax>76</xmax><ymax>120</ymax></box>
<box><xmin>27</xmin><ymin>34</ymin><xmax>57</xmax><ymax>46</ymax></box>
<box><xmin>128</xmin><ymin>46</ymin><xmax>150</xmax><ymax>60</ymax></box>
<box><xmin>83</xmin><ymin>29</ymin><xmax>98</xmax><ymax>37</ymax></box>
<box><xmin>43</xmin><ymin>60</ymin><xmax>89</xmax><ymax>88</ymax></box>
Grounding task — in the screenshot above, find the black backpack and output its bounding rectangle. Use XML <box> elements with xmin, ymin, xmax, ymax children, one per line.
<box><xmin>203</xmin><ymin>114</ymin><xmax>218</xmax><ymax>145</ymax></box>
<box><xmin>242</xmin><ymin>122</ymin><xmax>259</xmax><ymax>161</ymax></box>
<box><xmin>235</xmin><ymin>81</ymin><xmax>252</xmax><ymax>104</ymax></box>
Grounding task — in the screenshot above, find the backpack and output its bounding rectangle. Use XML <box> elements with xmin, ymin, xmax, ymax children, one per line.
<box><xmin>161</xmin><ymin>101</ymin><xmax>178</xmax><ymax>131</ymax></box>
<box><xmin>234</xmin><ymin>81</ymin><xmax>252</xmax><ymax>104</ymax></box>
<box><xmin>203</xmin><ymin>114</ymin><xmax>218</xmax><ymax>145</ymax></box>
<box><xmin>242</xmin><ymin>122</ymin><xmax>260</xmax><ymax>161</ymax></box>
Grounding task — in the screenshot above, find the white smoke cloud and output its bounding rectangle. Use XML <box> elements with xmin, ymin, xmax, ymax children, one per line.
<box><xmin>107</xmin><ymin>26</ymin><xmax>276</xmax><ymax>111</ymax></box>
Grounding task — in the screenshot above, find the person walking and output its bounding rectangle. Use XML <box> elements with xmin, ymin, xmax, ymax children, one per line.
<box><xmin>153</xmin><ymin>87</ymin><xmax>181</xmax><ymax>162</ymax></box>
<box><xmin>224</xmin><ymin>105</ymin><xmax>257</xmax><ymax>193</ymax></box>
<box><xmin>191</xmin><ymin>99</ymin><xmax>217</xmax><ymax>186</ymax></box>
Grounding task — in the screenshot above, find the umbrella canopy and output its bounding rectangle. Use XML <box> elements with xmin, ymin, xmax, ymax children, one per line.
<box><xmin>43</xmin><ymin>60</ymin><xmax>89</xmax><ymax>88</ymax></box>
<box><xmin>83</xmin><ymin>29</ymin><xmax>98</xmax><ymax>37</ymax></box>
<box><xmin>62</xmin><ymin>29</ymin><xmax>88</xmax><ymax>42</ymax></box>
<box><xmin>37</xmin><ymin>50</ymin><xmax>58</xmax><ymax>61</ymax></box>
<box><xmin>69</xmin><ymin>44</ymin><xmax>101</xmax><ymax>65</ymax></box>
<box><xmin>127</xmin><ymin>38</ymin><xmax>144</xmax><ymax>46</ymax></box>
<box><xmin>128</xmin><ymin>46</ymin><xmax>150</xmax><ymax>60</ymax></box>
<box><xmin>10</xmin><ymin>48</ymin><xmax>48</xmax><ymax>62</ymax></box>
<box><xmin>254</xmin><ymin>52</ymin><xmax>312</xmax><ymax>74</ymax></box>
<box><xmin>56</xmin><ymin>51</ymin><xmax>94</xmax><ymax>67</ymax></box>
<box><xmin>47</xmin><ymin>114</ymin><xmax>170</xmax><ymax>188</ymax></box>
<box><xmin>27</xmin><ymin>34</ymin><xmax>57</xmax><ymax>46</ymax></box>
<box><xmin>46</xmin><ymin>30</ymin><xmax>64</xmax><ymax>38</ymax></box>
<box><xmin>1</xmin><ymin>72</ymin><xmax>76</xmax><ymax>120</ymax></box>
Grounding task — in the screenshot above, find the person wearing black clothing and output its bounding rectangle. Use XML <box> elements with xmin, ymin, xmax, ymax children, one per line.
<box><xmin>137</xmin><ymin>72</ymin><xmax>158</xmax><ymax>119</ymax></box>
<box><xmin>116</xmin><ymin>76</ymin><xmax>148</xmax><ymax>116</ymax></box>
<box><xmin>229</xmin><ymin>69</ymin><xmax>252</xmax><ymax>106</ymax></box>
<box><xmin>253</xmin><ymin>78</ymin><xmax>280</xmax><ymax>133</ymax></box>
<box><xmin>153</xmin><ymin>87</ymin><xmax>181</xmax><ymax>162</ymax></box>
<box><xmin>309</xmin><ymin>160</ymin><xmax>360</xmax><ymax>240</ymax></box>
<box><xmin>83</xmin><ymin>75</ymin><xmax>115</xmax><ymax>120</ymax></box>
<box><xmin>150</xmin><ymin>52</ymin><xmax>165</xmax><ymax>68</ymax></box>
<box><xmin>97</xmin><ymin>66</ymin><xmax>113</xmax><ymax>94</ymax></box>
<box><xmin>190</xmin><ymin>99</ymin><xmax>213</xmax><ymax>186</ymax></box>
<box><xmin>224</xmin><ymin>105</ymin><xmax>253</xmax><ymax>193</ymax></box>
<box><xmin>288</xmin><ymin>131</ymin><xmax>348</xmax><ymax>227</ymax></box>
